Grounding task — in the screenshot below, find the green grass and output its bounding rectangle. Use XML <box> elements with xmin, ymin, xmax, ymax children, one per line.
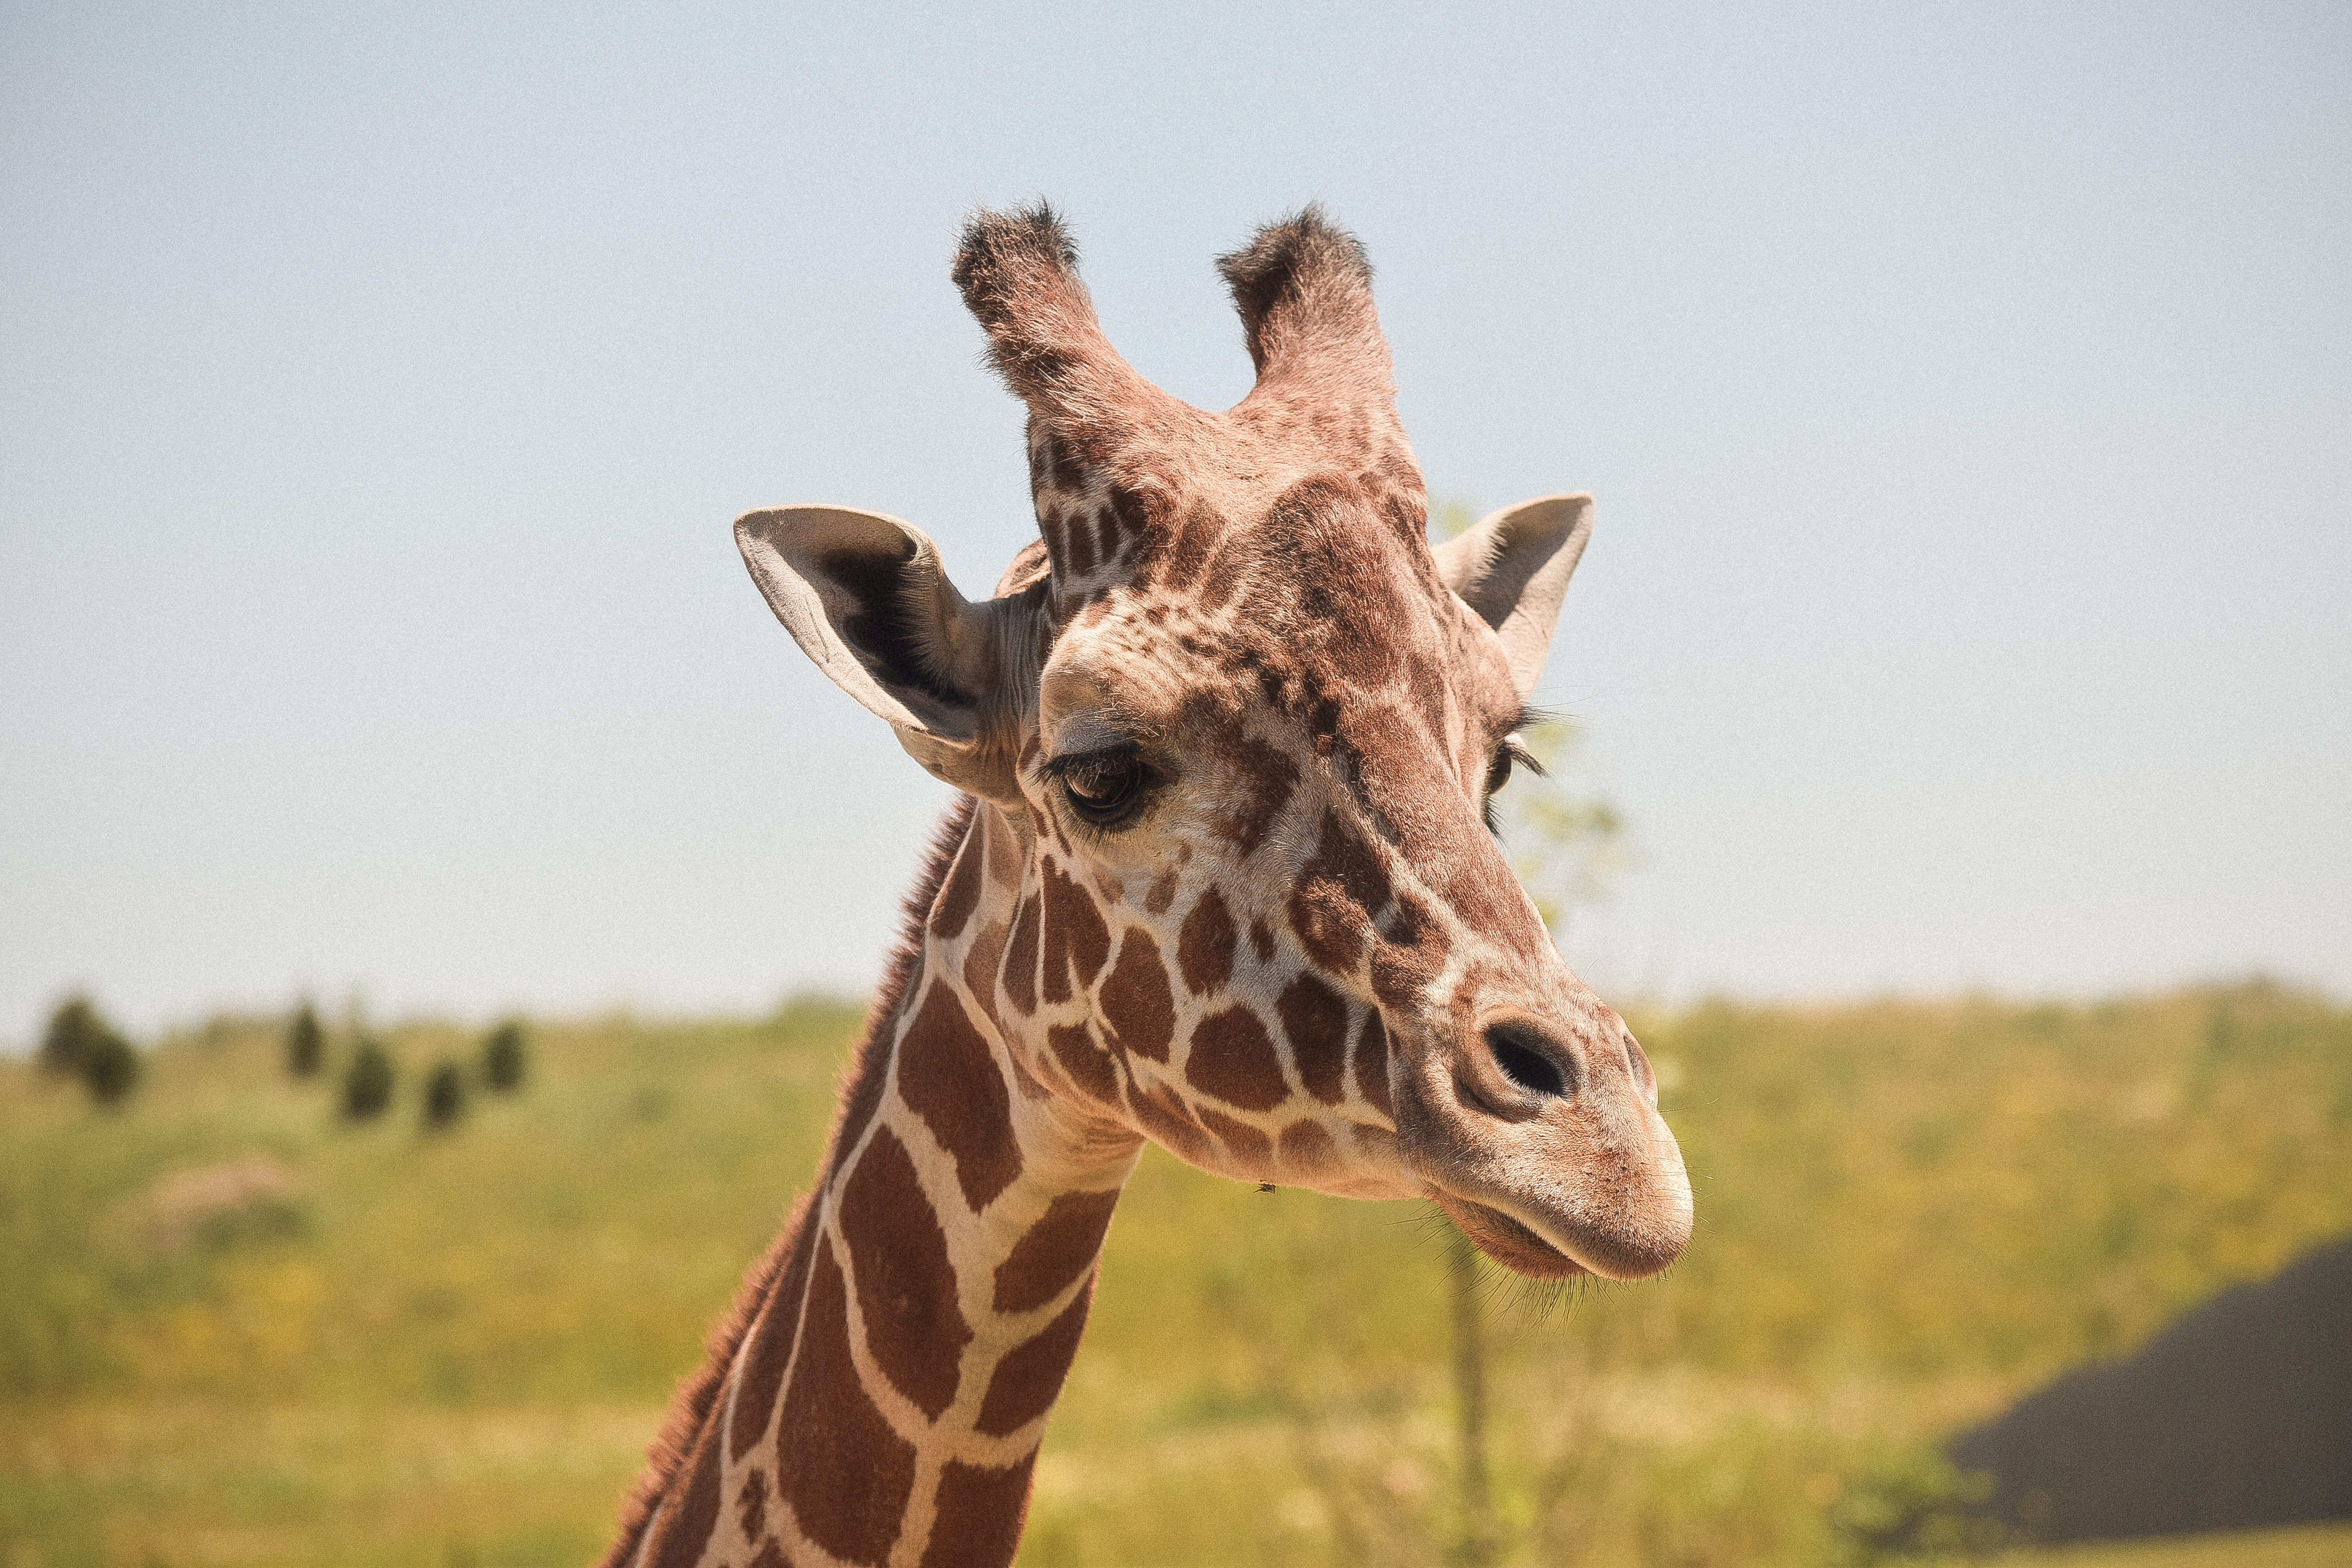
<box><xmin>3</xmin><ymin>983</ymin><xmax>2349</xmax><ymax>1566</ymax></box>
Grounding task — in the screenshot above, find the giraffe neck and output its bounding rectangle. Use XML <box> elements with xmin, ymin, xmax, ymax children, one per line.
<box><xmin>614</xmin><ymin>799</ymin><xmax>1143</xmax><ymax>1568</ymax></box>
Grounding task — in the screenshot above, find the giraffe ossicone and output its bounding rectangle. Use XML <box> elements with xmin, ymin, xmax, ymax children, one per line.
<box><xmin>607</xmin><ymin>203</ymin><xmax>1692</xmax><ymax>1568</ymax></box>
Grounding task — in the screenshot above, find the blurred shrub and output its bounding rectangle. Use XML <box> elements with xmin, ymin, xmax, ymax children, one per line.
<box><xmin>421</xmin><ymin>1060</ymin><xmax>466</xmax><ymax>1132</ymax></box>
<box><xmin>481</xmin><ymin>1020</ymin><xmax>527</xmax><ymax>1093</ymax></box>
<box><xmin>341</xmin><ymin>1038</ymin><xmax>395</xmax><ymax>1121</ymax></box>
<box><xmin>285</xmin><ymin>1002</ymin><xmax>325</xmax><ymax>1078</ymax></box>
<box><xmin>39</xmin><ymin>995</ymin><xmax>141</xmax><ymax>1106</ymax></box>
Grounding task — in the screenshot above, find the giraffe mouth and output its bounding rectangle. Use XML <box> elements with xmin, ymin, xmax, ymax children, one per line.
<box><xmin>1430</xmin><ymin>1192</ymin><xmax>1589</xmax><ymax>1279</ymax></box>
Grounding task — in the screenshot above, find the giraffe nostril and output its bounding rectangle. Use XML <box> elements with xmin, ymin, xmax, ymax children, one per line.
<box><xmin>1486</xmin><ymin>1023</ymin><xmax>1570</xmax><ymax>1098</ymax></box>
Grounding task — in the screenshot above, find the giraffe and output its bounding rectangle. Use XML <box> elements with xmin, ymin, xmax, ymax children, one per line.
<box><xmin>602</xmin><ymin>203</ymin><xmax>1693</xmax><ymax>1568</ymax></box>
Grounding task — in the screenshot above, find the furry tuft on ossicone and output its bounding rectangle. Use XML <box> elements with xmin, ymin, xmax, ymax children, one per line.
<box><xmin>1216</xmin><ymin>204</ymin><xmax>1381</xmax><ymax>378</ymax></box>
<box><xmin>952</xmin><ymin>201</ymin><xmax>1079</xmax><ymax>305</ymax></box>
<box><xmin>951</xmin><ymin>202</ymin><xmax>1102</xmax><ymax>411</ymax></box>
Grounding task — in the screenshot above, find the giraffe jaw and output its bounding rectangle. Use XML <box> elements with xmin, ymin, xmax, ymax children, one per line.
<box><xmin>1430</xmin><ymin>1192</ymin><xmax>1590</xmax><ymax>1279</ymax></box>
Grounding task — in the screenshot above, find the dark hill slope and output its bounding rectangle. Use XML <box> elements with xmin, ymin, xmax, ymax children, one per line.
<box><xmin>1952</xmin><ymin>1234</ymin><xmax>2352</xmax><ymax>1544</ymax></box>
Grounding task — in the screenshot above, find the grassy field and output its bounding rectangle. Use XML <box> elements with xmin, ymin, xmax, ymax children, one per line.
<box><xmin>4</xmin><ymin>983</ymin><xmax>2349</xmax><ymax>1567</ymax></box>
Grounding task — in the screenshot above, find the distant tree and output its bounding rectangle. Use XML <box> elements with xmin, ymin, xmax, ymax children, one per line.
<box><xmin>341</xmin><ymin>1039</ymin><xmax>395</xmax><ymax>1121</ymax></box>
<box><xmin>39</xmin><ymin>995</ymin><xmax>141</xmax><ymax>1106</ymax></box>
<box><xmin>39</xmin><ymin>996</ymin><xmax>104</xmax><ymax>1078</ymax></box>
<box><xmin>286</xmin><ymin>1002</ymin><xmax>325</xmax><ymax>1078</ymax></box>
<box><xmin>481</xmin><ymin>1020</ymin><xmax>528</xmax><ymax>1093</ymax></box>
<box><xmin>80</xmin><ymin>1033</ymin><xmax>142</xmax><ymax>1105</ymax></box>
<box><xmin>421</xmin><ymin>1060</ymin><xmax>466</xmax><ymax>1131</ymax></box>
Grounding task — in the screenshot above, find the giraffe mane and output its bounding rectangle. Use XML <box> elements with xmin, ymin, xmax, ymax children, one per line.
<box><xmin>603</xmin><ymin>794</ymin><xmax>981</xmax><ymax>1566</ymax></box>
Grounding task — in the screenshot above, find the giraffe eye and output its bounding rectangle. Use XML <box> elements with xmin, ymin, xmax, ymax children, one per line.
<box><xmin>1056</xmin><ymin>750</ymin><xmax>1150</xmax><ymax>829</ymax></box>
<box><xmin>1483</xmin><ymin>732</ymin><xmax>1541</xmax><ymax>835</ymax></box>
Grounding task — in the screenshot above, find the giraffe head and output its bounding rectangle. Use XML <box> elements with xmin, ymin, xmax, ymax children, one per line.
<box><xmin>739</xmin><ymin>205</ymin><xmax>1691</xmax><ymax>1281</ymax></box>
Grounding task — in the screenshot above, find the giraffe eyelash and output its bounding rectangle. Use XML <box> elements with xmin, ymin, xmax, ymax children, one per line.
<box><xmin>1482</xmin><ymin>712</ymin><xmax>1552</xmax><ymax>837</ymax></box>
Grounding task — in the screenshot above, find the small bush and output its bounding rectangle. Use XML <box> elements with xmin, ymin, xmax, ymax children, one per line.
<box><xmin>421</xmin><ymin>1060</ymin><xmax>466</xmax><ymax>1132</ymax></box>
<box><xmin>341</xmin><ymin>1039</ymin><xmax>395</xmax><ymax>1121</ymax></box>
<box><xmin>286</xmin><ymin>1002</ymin><xmax>325</xmax><ymax>1078</ymax></box>
<box><xmin>39</xmin><ymin>995</ymin><xmax>141</xmax><ymax>1106</ymax></box>
<box><xmin>80</xmin><ymin>1033</ymin><xmax>142</xmax><ymax>1105</ymax></box>
<box><xmin>40</xmin><ymin>995</ymin><xmax>105</xmax><ymax>1076</ymax></box>
<box><xmin>481</xmin><ymin>1020</ymin><xmax>528</xmax><ymax>1093</ymax></box>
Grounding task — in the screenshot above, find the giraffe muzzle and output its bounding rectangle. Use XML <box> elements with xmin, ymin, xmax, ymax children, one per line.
<box><xmin>1405</xmin><ymin>1005</ymin><xmax>1694</xmax><ymax>1281</ymax></box>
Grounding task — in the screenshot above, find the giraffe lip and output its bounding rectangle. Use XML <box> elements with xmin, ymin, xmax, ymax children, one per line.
<box><xmin>1430</xmin><ymin>1191</ymin><xmax>1589</xmax><ymax>1279</ymax></box>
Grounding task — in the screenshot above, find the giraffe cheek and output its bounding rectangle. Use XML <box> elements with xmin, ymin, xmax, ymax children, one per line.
<box><xmin>1002</xmin><ymin>893</ymin><xmax>1042</xmax><ymax>1016</ymax></box>
<box><xmin>1276</xmin><ymin>972</ymin><xmax>1350</xmax><ymax>1105</ymax></box>
<box><xmin>1098</xmin><ymin>930</ymin><xmax>1175</xmax><ymax>1062</ymax></box>
<box><xmin>1176</xmin><ymin>886</ymin><xmax>1238</xmax><ymax>995</ymax></box>
<box><xmin>1184</xmin><ymin>1006</ymin><xmax>1288</xmax><ymax>1112</ymax></box>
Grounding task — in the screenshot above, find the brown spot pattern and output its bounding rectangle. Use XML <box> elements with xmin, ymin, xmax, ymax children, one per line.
<box><xmin>929</xmin><ymin>828</ymin><xmax>984</xmax><ymax>942</ymax></box>
<box><xmin>1038</xmin><ymin>857</ymin><xmax>1112</xmax><ymax>1005</ymax></box>
<box><xmin>1277</xmin><ymin>1118</ymin><xmax>1339</xmax><ymax>1175</ymax></box>
<box><xmin>1001</xmin><ymin>892</ymin><xmax>1040</xmax><ymax>1016</ymax></box>
<box><xmin>1048</xmin><ymin>1021</ymin><xmax>1121</xmax><ymax>1105</ymax></box>
<box><xmin>1097</xmin><ymin>929</ymin><xmax>1174</xmax><ymax>1062</ymax></box>
<box><xmin>776</xmin><ymin>1242</ymin><xmax>916</xmax><ymax>1565</ymax></box>
<box><xmin>1276</xmin><ymin>972</ymin><xmax>1350</xmax><ymax>1106</ymax></box>
<box><xmin>1185</xmin><ymin>1004</ymin><xmax>1289</xmax><ymax>1112</ymax></box>
<box><xmin>1370</xmin><ymin>887</ymin><xmax>1450</xmax><ymax>1010</ymax></box>
<box><xmin>976</xmin><ymin>1283</ymin><xmax>1095</xmax><ymax>1437</ymax></box>
<box><xmin>728</xmin><ymin>1218</ymin><xmax>820</xmax><ymax>1459</ymax></box>
<box><xmin>840</xmin><ymin>1128</ymin><xmax>972</xmax><ymax>1420</ymax></box>
<box><xmin>896</xmin><ymin>982</ymin><xmax>1022</xmax><ymax>1212</ymax></box>
<box><xmin>1176</xmin><ymin>887</ymin><xmax>1237</xmax><ymax>996</ymax></box>
<box><xmin>918</xmin><ymin>1453</ymin><xmax>1040</xmax><ymax>1568</ymax></box>
<box><xmin>962</xmin><ymin>918</ymin><xmax>1008</xmax><ymax>1032</ymax></box>
<box><xmin>1143</xmin><ymin>867</ymin><xmax>1178</xmax><ymax>914</ymax></box>
<box><xmin>1206</xmin><ymin>733</ymin><xmax>1298</xmax><ymax>853</ymax></box>
<box><xmin>1195</xmin><ymin>1103</ymin><xmax>1272</xmax><ymax>1167</ymax></box>
<box><xmin>1248</xmin><ymin>918</ymin><xmax>1276</xmax><ymax>964</ymax></box>
<box><xmin>1288</xmin><ymin>809</ymin><xmax>1392</xmax><ymax>974</ymax></box>
<box><xmin>1127</xmin><ymin>1078</ymin><xmax>1211</xmax><ymax>1160</ymax></box>
<box><xmin>643</xmin><ymin>1414</ymin><xmax>724</xmax><ymax>1568</ymax></box>
<box><xmin>992</xmin><ymin>1188</ymin><xmax>1120</xmax><ymax>1313</ymax></box>
<box><xmin>736</xmin><ymin>1468</ymin><xmax>769</xmax><ymax>1545</ymax></box>
<box><xmin>1354</xmin><ymin>1010</ymin><xmax>1392</xmax><ymax>1118</ymax></box>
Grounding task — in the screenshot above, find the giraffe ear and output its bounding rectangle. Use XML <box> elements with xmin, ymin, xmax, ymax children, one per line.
<box><xmin>1433</xmin><ymin>494</ymin><xmax>1595</xmax><ymax>701</ymax></box>
<box><xmin>735</xmin><ymin>506</ymin><xmax>1022</xmax><ymax>796</ymax></box>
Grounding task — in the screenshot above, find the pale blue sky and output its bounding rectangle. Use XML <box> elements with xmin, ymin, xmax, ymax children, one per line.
<box><xmin>4</xmin><ymin>2</ymin><xmax>2347</xmax><ymax>1042</ymax></box>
